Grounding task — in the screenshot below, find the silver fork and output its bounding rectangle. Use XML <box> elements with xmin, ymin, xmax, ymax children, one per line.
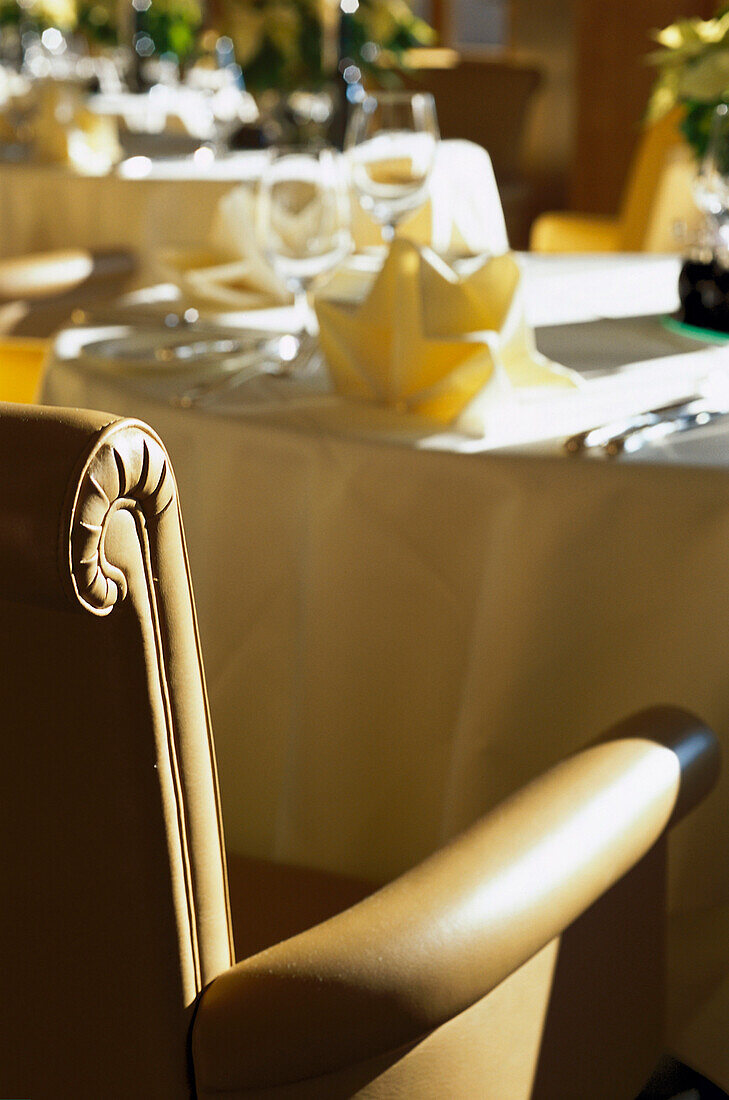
<box><xmin>172</xmin><ymin>332</ymin><xmax>319</xmax><ymax>408</ymax></box>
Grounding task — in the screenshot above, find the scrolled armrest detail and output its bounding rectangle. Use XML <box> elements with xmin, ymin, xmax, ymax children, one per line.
<box><xmin>69</xmin><ymin>420</ymin><xmax>175</xmax><ymax>615</ymax></box>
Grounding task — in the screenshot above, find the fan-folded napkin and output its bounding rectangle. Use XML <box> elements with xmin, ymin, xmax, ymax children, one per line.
<box><xmin>314</xmin><ymin>239</ymin><xmax>579</xmax><ymax>427</ymax></box>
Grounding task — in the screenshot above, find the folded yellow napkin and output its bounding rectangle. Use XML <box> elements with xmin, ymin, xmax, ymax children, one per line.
<box><xmin>351</xmin><ymin>139</ymin><xmax>510</xmax><ymax>257</ymax></box>
<box><xmin>158</xmin><ymin>185</ymin><xmax>292</xmax><ymax>310</ymax></box>
<box><xmin>314</xmin><ymin>239</ymin><xmax>579</xmax><ymax>426</ymax></box>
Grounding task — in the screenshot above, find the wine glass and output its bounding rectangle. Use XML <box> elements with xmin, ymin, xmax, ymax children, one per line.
<box><xmin>344</xmin><ymin>91</ymin><xmax>439</xmax><ymax>241</ymax></box>
<box><xmin>257</xmin><ymin>144</ymin><xmax>352</xmax><ymax>336</ymax></box>
<box><xmin>694</xmin><ymin>102</ymin><xmax>729</xmax><ymax>254</ymax></box>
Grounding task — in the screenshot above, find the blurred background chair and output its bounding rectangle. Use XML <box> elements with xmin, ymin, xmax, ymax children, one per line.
<box><xmin>0</xmin><ymin>401</ymin><xmax>719</xmax><ymax>1099</ymax></box>
<box><xmin>530</xmin><ymin>109</ymin><xmax>698</xmax><ymax>253</ymax></box>
<box><xmin>406</xmin><ymin>50</ymin><xmax>543</xmax><ymax>248</ymax></box>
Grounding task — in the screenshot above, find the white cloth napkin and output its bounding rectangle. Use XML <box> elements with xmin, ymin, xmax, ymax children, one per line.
<box><xmin>351</xmin><ymin>139</ymin><xmax>509</xmax><ymax>257</ymax></box>
<box><xmin>157</xmin><ymin>185</ymin><xmax>292</xmax><ymax>310</ymax></box>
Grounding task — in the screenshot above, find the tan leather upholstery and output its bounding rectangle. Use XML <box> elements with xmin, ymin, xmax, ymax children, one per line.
<box><xmin>0</xmin><ymin>404</ymin><xmax>232</xmax><ymax>1098</ymax></box>
<box><xmin>0</xmin><ymin>402</ymin><xmax>720</xmax><ymax>1098</ymax></box>
<box><xmin>193</xmin><ymin>710</ymin><xmax>719</xmax><ymax>1099</ymax></box>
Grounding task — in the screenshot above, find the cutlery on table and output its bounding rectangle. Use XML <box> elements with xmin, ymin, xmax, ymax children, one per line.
<box><xmin>564</xmin><ymin>396</ymin><xmax>703</xmax><ymax>455</ymax></box>
<box><xmin>602</xmin><ymin>401</ymin><xmax>729</xmax><ymax>456</ymax></box>
<box><xmin>171</xmin><ymin>332</ymin><xmax>314</xmax><ymax>408</ymax></box>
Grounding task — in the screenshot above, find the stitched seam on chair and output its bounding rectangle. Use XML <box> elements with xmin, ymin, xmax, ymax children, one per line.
<box><xmin>66</xmin><ymin>418</ymin><xmax>204</xmax><ymax>996</ymax></box>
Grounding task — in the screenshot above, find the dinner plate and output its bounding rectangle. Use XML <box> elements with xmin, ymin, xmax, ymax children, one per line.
<box><xmin>78</xmin><ymin>326</ymin><xmax>281</xmax><ymax>375</ymax></box>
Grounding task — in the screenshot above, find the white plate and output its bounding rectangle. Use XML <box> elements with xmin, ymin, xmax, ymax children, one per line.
<box><xmin>78</xmin><ymin>325</ymin><xmax>281</xmax><ymax>375</ymax></box>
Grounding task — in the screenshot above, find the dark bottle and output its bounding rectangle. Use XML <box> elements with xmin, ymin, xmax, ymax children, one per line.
<box><xmin>678</xmin><ymin>255</ymin><xmax>729</xmax><ymax>333</ymax></box>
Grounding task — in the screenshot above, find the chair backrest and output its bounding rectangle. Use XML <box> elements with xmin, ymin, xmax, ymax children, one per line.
<box><xmin>407</xmin><ymin>51</ymin><xmax>543</xmax><ymax>181</ymax></box>
<box><xmin>0</xmin><ymin>404</ymin><xmax>233</xmax><ymax>1098</ymax></box>
<box><xmin>618</xmin><ymin>108</ymin><xmax>699</xmax><ymax>251</ymax></box>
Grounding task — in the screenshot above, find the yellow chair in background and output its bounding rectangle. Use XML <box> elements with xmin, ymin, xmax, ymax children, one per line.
<box><xmin>0</xmin><ymin>339</ymin><xmax>47</xmax><ymax>402</ymax></box>
<box><xmin>530</xmin><ymin>110</ymin><xmax>699</xmax><ymax>253</ymax></box>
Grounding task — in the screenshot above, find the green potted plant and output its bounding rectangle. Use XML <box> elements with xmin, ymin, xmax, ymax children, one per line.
<box><xmin>647</xmin><ymin>4</ymin><xmax>729</xmax><ymax>159</ymax></box>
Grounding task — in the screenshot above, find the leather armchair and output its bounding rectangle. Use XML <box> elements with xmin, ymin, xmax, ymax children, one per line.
<box><xmin>0</xmin><ymin>403</ymin><xmax>720</xmax><ymax>1098</ymax></box>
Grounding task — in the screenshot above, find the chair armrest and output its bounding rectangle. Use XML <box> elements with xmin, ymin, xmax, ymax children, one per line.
<box><xmin>0</xmin><ymin>403</ymin><xmax>119</xmax><ymax>608</ymax></box>
<box><xmin>193</xmin><ymin>706</ymin><xmax>720</xmax><ymax>1094</ymax></box>
<box><xmin>529</xmin><ymin>211</ymin><xmax>622</xmax><ymax>252</ymax></box>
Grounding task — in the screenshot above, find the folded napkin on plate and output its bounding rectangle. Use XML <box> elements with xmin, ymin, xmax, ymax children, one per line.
<box><xmin>351</xmin><ymin>139</ymin><xmax>510</xmax><ymax>257</ymax></box>
<box><xmin>157</xmin><ymin>185</ymin><xmax>292</xmax><ymax>310</ymax></box>
<box><xmin>314</xmin><ymin>239</ymin><xmax>579</xmax><ymax>427</ymax></box>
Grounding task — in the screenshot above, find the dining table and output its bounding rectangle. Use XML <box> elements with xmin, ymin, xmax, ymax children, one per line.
<box><xmin>40</xmin><ymin>249</ymin><xmax>729</xmax><ymax>1089</ymax></box>
<box><xmin>0</xmin><ymin>150</ymin><xmax>267</xmax><ymax>268</ymax></box>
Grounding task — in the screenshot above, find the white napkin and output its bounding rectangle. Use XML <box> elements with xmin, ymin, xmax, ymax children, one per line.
<box><xmin>351</xmin><ymin>139</ymin><xmax>509</xmax><ymax>257</ymax></box>
<box><xmin>157</xmin><ymin>185</ymin><xmax>292</xmax><ymax>310</ymax></box>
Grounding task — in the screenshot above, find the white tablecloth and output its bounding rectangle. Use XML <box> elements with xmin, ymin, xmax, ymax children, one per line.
<box><xmin>0</xmin><ymin>152</ymin><xmax>267</xmax><ymax>265</ymax></box>
<box><xmin>0</xmin><ymin>140</ymin><xmax>509</xmax><ymax>274</ymax></box>
<box><xmin>40</xmin><ymin>252</ymin><xmax>729</xmax><ymax>1088</ymax></box>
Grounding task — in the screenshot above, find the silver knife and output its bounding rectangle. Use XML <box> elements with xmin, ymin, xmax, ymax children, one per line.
<box><xmin>604</xmin><ymin>402</ymin><xmax>729</xmax><ymax>456</ymax></box>
<box><xmin>565</xmin><ymin>396</ymin><xmax>706</xmax><ymax>455</ymax></box>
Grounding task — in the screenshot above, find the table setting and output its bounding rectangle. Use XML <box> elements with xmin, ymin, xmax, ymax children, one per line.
<box><xmin>37</xmin><ymin>85</ymin><xmax>729</xmax><ymax>461</ymax></box>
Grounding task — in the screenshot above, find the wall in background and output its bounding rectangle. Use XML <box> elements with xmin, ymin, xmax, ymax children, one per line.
<box><xmin>411</xmin><ymin>0</ymin><xmax>508</xmax><ymax>47</ymax></box>
<box><xmin>569</xmin><ymin>0</ymin><xmax>714</xmax><ymax>216</ymax></box>
<box><xmin>415</xmin><ymin>0</ymin><xmax>717</xmax><ymax>225</ymax></box>
<box><xmin>511</xmin><ymin>0</ymin><xmax>574</xmax><ymax>214</ymax></box>
<box><xmin>453</xmin><ymin>0</ymin><xmax>508</xmax><ymax>47</ymax></box>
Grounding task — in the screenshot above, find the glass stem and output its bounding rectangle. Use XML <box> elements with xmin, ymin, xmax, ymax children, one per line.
<box><xmin>294</xmin><ymin>286</ymin><xmax>317</xmax><ymax>336</ymax></box>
